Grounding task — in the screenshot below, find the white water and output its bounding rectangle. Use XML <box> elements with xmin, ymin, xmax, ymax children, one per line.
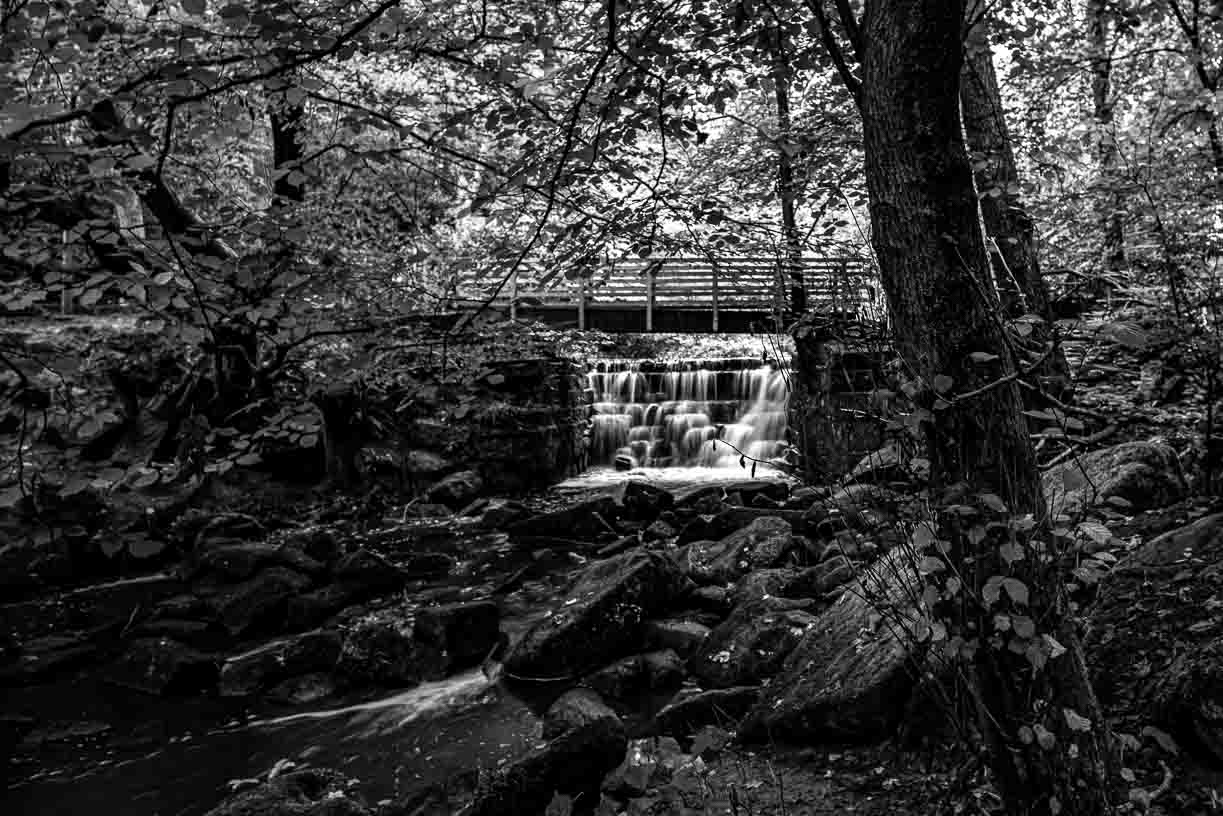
<box><xmin>587</xmin><ymin>360</ymin><xmax>790</xmax><ymax>469</ymax></box>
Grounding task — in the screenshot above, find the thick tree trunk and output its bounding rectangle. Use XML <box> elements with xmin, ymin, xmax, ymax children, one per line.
<box><xmin>858</xmin><ymin>2</ymin><xmax>1116</xmax><ymax>812</ymax></box>
<box><xmin>1087</xmin><ymin>0</ymin><xmax>1126</xmax><ymax>285</ymax></box>
<box><xmin>860</xmin><ymin>0</ymin><xmax>1040</xmax><ymax>511</ymax></box>
<box><xmin>960</xmin><ymin>12</ymin><xmax>1072</xmax><ymax>399</ymax></box>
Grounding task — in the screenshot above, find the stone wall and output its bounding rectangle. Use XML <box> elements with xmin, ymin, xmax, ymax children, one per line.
<box><xmin>324</xmin><ymin>356</ymin><xmax>589</xmax><ymax>497</ymax></box>
<box><xmin>790</xmin><ymin>319</ymin><xmax>894</xmax><ymax>482</ymax></box>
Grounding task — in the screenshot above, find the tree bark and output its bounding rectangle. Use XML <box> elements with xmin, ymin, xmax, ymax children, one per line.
<box><xmin>860</xmin><ymin>0</ymin><xmax>1040</xmax><ymax>511</ymax></box>
<box><xmin>770</xmin><ymin>27</ymin><xmax>806</xmax><ymax>318</ymax></box>
<box><xmin>960</xmin><ymin>10</ymin><xmax>1071</xmax><ymax>399</ymax></box>
<box><xmin>270</xmin><ymin>93</ymin><xmax>307</xmax><ymax>205</ymax></box>
<box><xmin>858</xmin><ymin>2</ymin><xmax>1117</xmax><ymax>812</ymax></box>
<box><xmin>1087</xmin><ymin>0</ymin><xmax>1126</xmax><ymax>285</ymax></box>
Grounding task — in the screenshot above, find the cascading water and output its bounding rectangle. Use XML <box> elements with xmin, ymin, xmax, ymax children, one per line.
<box><xmin>586</xmin><ymin>357</ymin><xmax>790</xmax><ymax>470</ymax></box>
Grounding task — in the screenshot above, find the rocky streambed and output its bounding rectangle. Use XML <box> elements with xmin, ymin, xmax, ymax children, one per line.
<box><xmin>4</xmin><ymin>455</ymin><xmax>1223</xmax><ymax>816</ymax></box>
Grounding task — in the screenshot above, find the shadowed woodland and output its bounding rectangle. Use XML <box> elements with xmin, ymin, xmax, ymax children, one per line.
<box><xmin>1</xmin><ymin>1</ymin><xmax>1222</xmax><ymax>815</ymax></box>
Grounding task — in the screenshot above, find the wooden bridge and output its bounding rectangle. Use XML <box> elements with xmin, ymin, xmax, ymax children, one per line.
<box><xmin>446</xmin><ymin>256</ymin><xmax>879</xmax><ymax>333</ymax></box>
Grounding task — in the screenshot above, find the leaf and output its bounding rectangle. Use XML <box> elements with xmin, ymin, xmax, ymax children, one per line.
<box><xmin>181</xmin><ymin>0</ymin><xmax>206</xmax><ymax>14</ymax></box>
<box><xmin>933</xmin><ymin>374</ymin><xmax>954</xmax><ymax>393</ymax></box>
<box><xmin>911</xmin><ymin>522</ymin><xmax>938</xmax><ymax>550</ymax></box>
<box><xmin>1141</xmin><ymin>726</ymin><xmax>1180</xmax><ymax>754</ymax></box>
<box><xmin>1034</xmin><ymin>723</ymin><xmax>1057</xmax><ymax>751</ymax></box>
<box><xmin>100</xmin><ymin>537</ymin><xmax>125</xmax><ymax>558</ymax></box>
<box><xmin>1002</xmin><ymin>577</ymin><xmax>1030</xmax><ymax>606</ymax></box>
<box><xmin>980</xmin><ymin>493</ymin><xmax>1008</xmax><ymax>513</ymax></box>
<box><xmin>235</xmin><ymin>453</ymin><xmax>262</xmax><ymax>466</ymax></box>
<box><xmin>298</xmin><ymin>433</ymin><xmax>318</xmax><ymax>449</ymax></box>
<box><xmin>1043</xmin><ymin>634</ymin><xmax>1067</xmax><ymax>659</ymax></box>
<box><xmin>918</xmin><ymin>556</ymin><xmax>946</xmax><ymax>574</ymax></box>
<box><xmin>1063</xmin><ymin>708</ymin><xmax>1093</xmax><ymax>732</ymax></box>
<box><xmin>486</xmin><ymin>373</ymin><xmax>506</xmax><ymax>385</ymax></box>
<box><xmin>128</xmin><ymin>538</ymin><xmax>167</xmax><ymax>559</ymax></box>
<box><xmin>0</xmin><ymin>486</ymin><xmax>23</xmax><ymax>509</ymax></box>
<box><xmin>999</xmin><ymin>540</ymin><xmax>1025</xmax><ymax>565</ymax></box>
<box><xmin>969</xmin><ymin>351</ymin><xmax>1000</xmax><ymax>363</ymax></box>
<box><xmin>1012</xmin><ymin>615</ymin><xmax>1036</xmax><ymax>639</ymax></box>
<box><xmin>983</xmin><ymin>575</ymin><xmax>1005</xmax><ymax>606</ymax></box>
<box><xmin>1076</xmin><ymin>521</ymin><xmax>1112</xmax><ymax>545</ymax></box>
<box><xmin>544</xmin><ymin>792</ymin><xmax>574</xmax><ymax>816</ymax></box>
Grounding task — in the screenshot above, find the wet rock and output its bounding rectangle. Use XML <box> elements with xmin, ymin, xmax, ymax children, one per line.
<box><xmin>472</xmin><ymin>498</ymin><xmax>530</xmax><ymax>530</ymax></box>
<box><xmin>690</xmin><ymin>597</ymin><xmax>817</xmax><ymax>689</ymax></box>
<box><xmin>1086</xmin><ymin>512</ymin><xmax>1223</xmax><ymax>765</ymax></box>
<box><xmin>791</xmin><ymin>555</ymin><xmax>855</xmax><ymax>598</ymax></box>
<box><xmin>203</xmin><ymin>767</ymin><xmax>370</xmax><ymax>816</ymax></box>
<box><xmin>655</xmin><ymin>686</ymin><xmax>761</xmax><ymax>738</ymax></box>
<box><xmin>129</xmin><ymin>618</ymin><xmax>215</xmax><ymax>646</ymax></box>
<box><xmin>105</xmin><ymin>637</ymin><xmax>219</xmax><ymax>695</ymax></box>
<box><xmin>285</xmin><ymin>584</ymin><xmax>364</xmax><ymax>631</ymax></box>
<box><xmin>407</xmin><ymin>502</ymin><xmax>453</xmax><ymax>519</ymax></box>
<box><xmin>504</xmin><ymin>548</ymin><xmax>685</xmax><ymax>681</ymax></box>
<box><xmin>643</xmin><ymin>619</ymin><xmax>711</xmax><ymax>659</ymax></box>
<box><xmin>621</xmin><ymin>480</ymin><xmax>675</xmax><ymax>521</ymax></box>
<box><xmin>543</xmin><ymin>687</ymin><xmax>621</xmax><ymax>740</ymax></box>
<box><xmin>738</xmin><ymin>545</ymin><xmax>923</xmax><ymax>744</ymax></box>
<box><xmin>209</xmin><ymin>567</ymin><xmax>314</xmax><ymax>637</ymax></box>
<box><xmin>192</xmin><ymin>513</ymin><xmax>266</xmax><ymax>550</ymax></box>
<box><xmin>331</xmin><ymin>549</ymin><xmax>407</xmax><ymax>591</ymax></box>
<box><xmin>468</xmin><ymin>694</ymin><xmax>627</xmax><ymax>816</ymax></box>
<box><xmin>413</xmin><ymin>600</ymin><xmax>501</xmax><ymax>672</ymax></box>
<box><xmin>731</xmin><ymin>568</ymin><xmax>799</xmax><ymax>605</ymax></box>
<box><xmin>426</xmin><ymin>470</ymin><xmax>484</xmax><ymax>509</ymax></box>
<box><xmin>1043</xmin><ymin>440</ymin><xmax>1187</xmax><ymax>515</ymax></box>
<box><xmin>219</xmin><ymin>630</ymin><xmax>342</xmax><ymax>697</ymax></box>
<box><xmin>338</xmin><ymin>616</ymin><xmax>445</xmax><ymax>686</ymax></box>
<box><xmin>673</xmin><ymin>480</ymin><xmax>789</xmax><ymax>509</ymax></box>
<box><xmin>687</xmin><ymin>585</ymin><xmax>731</xmax><ymax>615</ymax></box>
<box><xmin>404</xmin><ymin>551</ymin><xmax>457</xmax><ymax>579</ymax></box>
<box><xmin>0</xmin><ymin>633</ymin><xmax>100</xmax><ymax>685</ymax></box>
<box><xmin>266</xmin><ymin>672</ymin><xmax>338</xmax><ymax>705</ymax></box>
<box><xmin>784</xmin><ymin>486</ymin><xmax>823</xmax><ymax>511</ymax></box>
<box><xmin>283</xmin><ymin>527</ymin><xmax>341</xmax><ymax>564</ymax></box>
<box><xmin>682</xmin><ymin>516</ymin><xmax>795</xmax><ymax>584</ymax></box>
<box><xmin>582</xmin><ymin>650</ymin><xmax>686</xmax><ymax>702</ymax></box>
<box><xmin>847</xmin><ymin>445</ymin><xmax>908</xmax><ymax>483</ymax></box>
<box><xmin>505</xmin><ymin>496</ymin><xmax>621</xmax><ymax>540</ymax></box>
<box><xmin>642</xmin><ymin>519</ymin><xmax>677</xmax><ymax>543</ymax></box>
<box><xmin>193</xmin><ymin>542</ymin><xmax>325</xmax><ymax>582</ymax></box>
<box><xmin>601</xmin><ymin>736</ymin><xmax>686</xmax><ymax>798</ymax></box>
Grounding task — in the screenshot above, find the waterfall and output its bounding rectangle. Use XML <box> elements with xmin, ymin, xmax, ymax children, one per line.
<box><xmin>586</xmin><ymin>357</ymin><xmax>790</xmax><ymax>470</ymax></box>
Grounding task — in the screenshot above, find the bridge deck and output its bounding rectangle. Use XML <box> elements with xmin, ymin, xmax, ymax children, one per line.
<box><xmin>447</xmin><ymin>256</ymin><xmax>879</xmax><ymax>332</ymax></box>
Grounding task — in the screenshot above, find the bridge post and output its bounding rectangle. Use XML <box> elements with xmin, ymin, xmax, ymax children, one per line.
<box><xmin>645</xmin><ymin>265</ymin><xmax>656</xmax><ymax>332</ymax></box>
<box><xmin>509</xmin><ymin>268</ymin><xmax>518</xmax><ymax>322</ymax></box>
<box><xmin>711</xmin><ymin>262</ymin><xmax>720</xmax><ymax>332</ymax></box>
<box><xmin>577</xmin><ymin>276</ymin><xmax>587</xmax><ymax>330</ymax></box>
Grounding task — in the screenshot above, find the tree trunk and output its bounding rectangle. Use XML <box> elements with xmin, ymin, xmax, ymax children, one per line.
<box><xmin>858</xmin><ymin>2</ymin><xmax>1116</xmax><ymax>812</ymax></box>
<box><xmin>860</xmin><ymin>0</ymin><xmax>1040</xmax><ymax>511</ymax></box>
<box><xmin>770</xmin><ymin>28</ymin><xmax>806</xmax><ymax>319</ymax></box>
<box><xmin>270</xmin><ymin>93</ymin><xmax>307</xmax><ymax>205</ymax></box>
<box><xmin>960</xmin><ymin>11</ymin><xmax>1071</xmax><ymax>399</ymax></box>
<box><xmin>1087</xmin><ymin>0</ymin><xmax>1126</xmax><ymax>287</ymax></box>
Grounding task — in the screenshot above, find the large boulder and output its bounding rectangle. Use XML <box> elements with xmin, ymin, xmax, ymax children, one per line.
<box><xmin>337</xmin><ymin>615</ymin><xmax>445</xmax><ymax>686</ymax></box>
<box><xmin>503</xmin><ymin>549</ymin><xmax>685</xmax><ymax>681</ymax></box>
<box><xmin>219</xmin><ymin>631</ymin><xmax>342</xmax><ymax>697</ymax></box>
<box><xmin>413</xmin><ymin>600</ymin><xmax>501</xmax><ymax>672</ymax></box>
<box><xmin>466</xmin><ymin>690</ymin><xmax>627</xmax><ymax>816</ymax></box>
<box><xmin>1086</xmin><ymin>512</ymin><xmax>1223</xmax><ymax>766</ymax></box>
<box><xmin>620</xmin><ymin>480</ymin><xmax>675</xmax><ymax>522</ymax></box>
<box><xmin>654</xmin><ymin>686</ymin><xmax>761</xmax><ymax>739</ymax></box>
<box><xmin>738</xmin><ymin>545</ymin><xmax>923</xmax><ymax>744</ymax></box>
<box><xmin>1042</xmin><ymin>441</ymin><xmax>1187</xmax><ymax>515</ymax></box>
<box><xmin>426</xmin><ymin>470</ymin><xmax>485</xmax><ymax>509</ymax></box>
<box><xmin>504</xmin><ymin>496</ymin><xmax>620</xmax><ymax>540</ymax></box>
<box><xmin>203</xmin><ymin>768</ymin><xmax>370</xmax><ymax>816</ymax></box>
<box><xmin>680</xmin><ymin>516</ymin><xmax>795</xmax><ymax>585</ymax></box>
<box><xmin>208</xmin><ymin>567</ymin><xmax>314</xmax><ymax>637</ymax></box>
<box><xmin>689</xmin><ymin>597</ymin><xmax>817</xmax><ymax>689</ymax></box>
<box><xmin>581</xmin><ymin>650</ymin><xmax>686</xmax><ymax>702</ymax></box>
<box><xmin>104</xmin><ymin>637</ymin><xmax>219</xmax><ymax>696</ymax></box>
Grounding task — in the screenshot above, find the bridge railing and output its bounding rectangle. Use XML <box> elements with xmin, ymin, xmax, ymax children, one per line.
<box><xmin>447</xmin><ymin>255</ymin><xmax>879</xmax><ymax>329</ymax></box>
